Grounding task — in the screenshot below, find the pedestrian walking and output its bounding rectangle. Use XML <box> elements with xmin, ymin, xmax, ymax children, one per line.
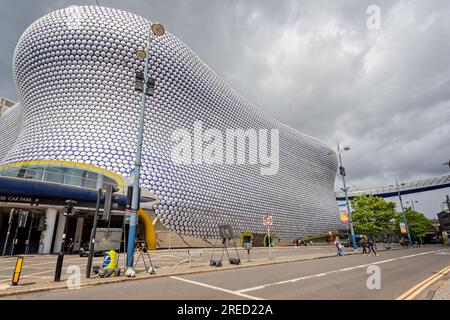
<box><xmin>333</xmin><ymin>236</ymin><xmax>344</xmax><ymax>256</ymax></box>
<box><xmin>360</xmin><ymin>237</ymin><xmax>368</xmax><ymax>255</ymax></box>
<box><xmin>367</xmin><ymin>238</ymin><xmax>378</xmax><ymax>256</ymax></box>
<box><xmin>400</xmin><ymin>237</ymin><xmax>406</xmax><ymax>248</ymax></box>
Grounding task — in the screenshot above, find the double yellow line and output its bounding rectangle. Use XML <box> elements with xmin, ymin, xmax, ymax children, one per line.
<box><xmin>396</xmin><ymin>265</ymin><xmax>450</xmax><ymax>300</ymax></box>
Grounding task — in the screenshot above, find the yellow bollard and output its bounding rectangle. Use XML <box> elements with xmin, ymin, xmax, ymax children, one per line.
<box><xmin>12</xmin><ymin>256</ymin><xmax>24</xmax><ymax>286</ymax></box>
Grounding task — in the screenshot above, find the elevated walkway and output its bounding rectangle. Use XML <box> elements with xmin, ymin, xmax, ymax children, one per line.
<box><xmin>336</xmin><ymin>174</ymin><xmax>450</xmax><ymax>200</ymax></box>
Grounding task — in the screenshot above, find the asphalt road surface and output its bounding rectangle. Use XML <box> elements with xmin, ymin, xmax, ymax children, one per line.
<box><xmin>3</xmin><ymin>247</ymin><xmax>449</xmax><ymax>300</ymax></box>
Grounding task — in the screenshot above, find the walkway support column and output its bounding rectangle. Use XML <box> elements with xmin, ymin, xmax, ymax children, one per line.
<box><xmin>39</xmin><ymin>207</ymin><xmax>58</xmax><ymax>254</ymax></box>
<box><xmin>53</xmin><ymin>212</ymin><xmax>66</xmax><ymax>253</ymax></box>
<box><xmin>73</xmin><ymin>217</ymin><xmax>84</xmax><ymax>252</ymax></box>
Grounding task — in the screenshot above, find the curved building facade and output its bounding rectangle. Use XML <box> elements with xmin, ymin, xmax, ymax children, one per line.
<box><xmin>0</xmin><ymin>6</ymin><xmax>341</xmax><ymax>239</ymax></box>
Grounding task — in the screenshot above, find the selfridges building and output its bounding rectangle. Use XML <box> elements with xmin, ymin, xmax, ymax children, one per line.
<box><xmin>0</xmin><ymin>6</ymin><xmax>341</xmax><ymax>240</ymax></box>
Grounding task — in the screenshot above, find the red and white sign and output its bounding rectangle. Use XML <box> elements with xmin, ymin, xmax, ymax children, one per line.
<box><xmin>263</xmin><ymin>215</ymin><xmax>273</xmax><ymax>226</ymax></box>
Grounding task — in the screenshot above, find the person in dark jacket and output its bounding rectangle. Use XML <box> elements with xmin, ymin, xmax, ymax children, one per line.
<box><xmin>360</xmin><ymin>237</ymin><xmax>369</xmax><ymax>255</ymax></box>
<box><xmin>367</xmin><ymin>238</ymin><xmax>378</xmax><ymax>256</ymax></box>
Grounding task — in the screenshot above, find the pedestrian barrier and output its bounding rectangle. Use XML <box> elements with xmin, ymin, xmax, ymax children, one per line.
<box><xmin>188</xmin><ymin>248</ymin><xmax>204</xmax><ymax>267</ymax></box>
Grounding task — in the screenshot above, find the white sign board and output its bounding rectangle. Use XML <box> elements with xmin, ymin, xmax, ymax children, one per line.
<box><xmin>94</xmin><ymin>228</ymin><xmax>122</xmax><ymax>251</ymax></box>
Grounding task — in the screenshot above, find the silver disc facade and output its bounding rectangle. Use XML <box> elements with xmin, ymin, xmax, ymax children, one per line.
<box><xmin>0</xmin><ymin>6</ymin><xmax>341</xmax><ymax>239</ymax></box>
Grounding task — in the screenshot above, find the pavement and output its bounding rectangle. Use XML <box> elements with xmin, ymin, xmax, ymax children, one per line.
<box><xmin>1</xmin><ymin>244</ymin><xmax>448</xmax><ymax>299</ymax></box>
<box><xmin>432</xmin><ymin>250</ymin><xmax>450</xmax><ymax>300</ymax></box>
<box><xmin>0</xmin><ymin>244</ymin><xmax>387</xmax><ymax>297</ymax></box>
<box><xmin>433</xmin><ymin>279</ymin><xmax>450</xmax><ymax>300</ymax></box>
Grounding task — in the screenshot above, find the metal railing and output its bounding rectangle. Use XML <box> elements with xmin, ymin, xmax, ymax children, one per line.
<box><xmin>0</xmin><ymin>164</ymin><xmax>159</xmax><ymax>202</ymax></box>
<box><xmin>0</xmin><ymin>165</ymin><xmax>117</xmax><ymax>191</ymax></box>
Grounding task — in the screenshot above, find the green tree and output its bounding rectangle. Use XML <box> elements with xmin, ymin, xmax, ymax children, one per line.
<box><xmin>394</xmin><ymin>208</ymin><xmax>433</xmax><ymax>239</ymax></box>
<box><xmin>350</xmin><ymin>194</ymin><xmax>397</xmax><ymax>236</ymax></box>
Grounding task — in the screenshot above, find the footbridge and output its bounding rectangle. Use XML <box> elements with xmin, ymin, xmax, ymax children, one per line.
<box><xmin>335</xmin><ymin>175</ymin><xmax>450</xmax><ymax>201</ymax></box>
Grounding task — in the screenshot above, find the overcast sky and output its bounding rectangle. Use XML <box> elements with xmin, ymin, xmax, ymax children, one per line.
<box><xmin>0</xmin><ymin>0</ymin><xmax>449</xmax><ymax>218</ymax></box>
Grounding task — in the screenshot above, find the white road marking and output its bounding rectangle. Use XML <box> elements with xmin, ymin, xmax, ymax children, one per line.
<box><xmin>171</xmin><ymin>276</ymin><xmax>264</xmax><ymax>300</ymax></box>
<box><xmin>237</xmin><ymin>250</ymin><xmax>437</xmax><ymax>293</ymax></box>
<box><xmin>151</xmin><ymin>255</ymin><xmax>185</xmax><ymax>260</ymax></box>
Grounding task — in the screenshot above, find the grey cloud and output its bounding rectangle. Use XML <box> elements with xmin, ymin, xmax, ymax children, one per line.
<box><xmin>0</xmin><ymin>0</ymin><xmax>449</xmax><ymax>217</ymax></box>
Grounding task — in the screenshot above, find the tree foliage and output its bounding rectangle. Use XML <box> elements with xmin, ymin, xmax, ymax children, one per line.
<box><xmin>350</xmin><ymin>194</ymin><xmax>397</xmax><ymax>235</ymax></box>
<box><xmin>394</xmin><ymin>208</ymin><xmax>433</xmax><ymax>238</ymax></box>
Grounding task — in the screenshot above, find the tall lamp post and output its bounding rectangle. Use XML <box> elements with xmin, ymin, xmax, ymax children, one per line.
<box><xmin>442</xmin><ymin>159</ymin><xmax>450</xmax><ymax>212</ymax></box>
<box><xmin>126</xmin><ymin>22</ymin><xmax>165</xmax><ymax>276</ymax></box>
<box><xmin>392</xmin><ymin>181</ymin><xmax>413</xmax><ymax>247</ymax></box>
<box><xmin>337</xmin><ymin>141</ymin><xmax>356</xmax><ymax>250</ymax></box>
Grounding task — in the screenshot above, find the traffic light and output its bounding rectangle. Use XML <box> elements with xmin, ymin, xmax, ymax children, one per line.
<box><xmin>339</xmin><ymin>166</ymin><xmax>346</xmax><ymax>176</ymax></box>
<box><xmin>126</xmin><ymin>185</ymin><xmax>141</xmax><ymax>210</ymax></box>
<box><xmin>126</xmin><ymin>185</ymin><xmax>133</xmax><ymax>210</ymax></box>
<box><xmin>62</xmin><ymin>200</ymin><xmax>77</xmax><ymax>217</ymax></box>
<box><xmin>134</xmin><ymin>72</ymin><xmax>155</xmax><ymax>96</ymax></box>
<box><xmin>101</xmin><ymin>184</ymin><xmax>114</xmax><ymax>222</ymax></box>
<box><xmin>17</xmin><ymin>211</ymin><xmax>28</xmax><ymax>228</ymax></box>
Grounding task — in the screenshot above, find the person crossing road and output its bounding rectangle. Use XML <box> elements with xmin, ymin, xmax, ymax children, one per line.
<box><xmin>360</xmin><ymin>237</ymin><xmax>369</xmax><ymax>255</ymax></box>
<box><xmin>333</xmin><ymin>236</ymin><xmax>344</xmax><ymax>256</ymax></box>
<box><xmin>367</xmin><ymin>238</ymin><xmax>378</xmax><ymax>256</ymax></box>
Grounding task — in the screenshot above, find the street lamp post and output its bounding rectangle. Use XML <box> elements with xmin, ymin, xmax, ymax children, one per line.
<box><xmin>394</xmin><ymin>181</ymin><xmax>413</xmax><ymax>247</ymax></box>
<box><xmin>126</xmin><ymin>22</ymin><xmax>165</xmax><ymax>276</ymax></box>
<box><xmin>446</xmin><ymin>195</ymin><xmax>450</xmax><ymax>213</ymax></box>
<box><xmin>337</xmin><ymin>141</ymin><xmax>356</xmax><ymax>250</ymax></box>
<box><xmin>443</xmin><ymin>160</ymin><xmax>450</xmax><ymax>212</ymax></box>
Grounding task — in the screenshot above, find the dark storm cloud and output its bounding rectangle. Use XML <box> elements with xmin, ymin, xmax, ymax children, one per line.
<box><xmin>0</xmin><ymin>0</ymin><xmax>449</xmax><ymax>216</ymax></box>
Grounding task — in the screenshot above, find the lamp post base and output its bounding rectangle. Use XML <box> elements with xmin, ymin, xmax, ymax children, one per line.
<box><xmin>125</xmin><ymin>268</ymin><xmax>136</xmax><ymax>277</ymax></box>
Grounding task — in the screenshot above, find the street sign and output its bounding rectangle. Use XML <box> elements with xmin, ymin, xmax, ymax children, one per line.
<box><xmin>262</xmin><ymin>215</ymin><xmax>273</xmax><ymax>259</ymax></box>
<box><xmin>263</xmin><ymin>215</ymin><xmax>273</xmax><ymax>226</ymax></box>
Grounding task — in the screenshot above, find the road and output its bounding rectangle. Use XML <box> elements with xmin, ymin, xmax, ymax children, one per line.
<box><xmin>2</xmin><ymin>246</ymin><xmax>449</xmax><ymax>300</ymax></box>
